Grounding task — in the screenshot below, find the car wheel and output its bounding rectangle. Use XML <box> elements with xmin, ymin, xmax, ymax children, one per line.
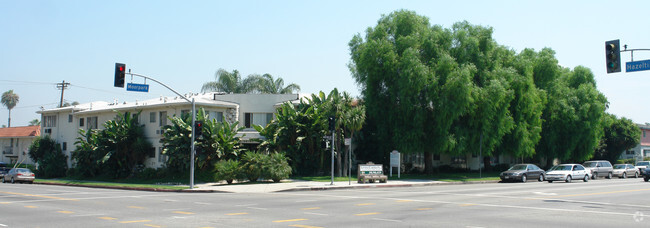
<box><xmin>592</xmin><ymin>172</ymin><xmax>598</xmax><ymax>180</ymax></box>
<box><xmin>11</xmin><ymin>177</ymin><xmax>15</xmax><ymax>184</ymax></box>
<box><xmin>645</xmin><ymin>177</ymin><xmax>650</xmax><ymax>182</ymax></box>
<box><xmin>635</xmin><ymin>172</ymin><xmax>639</xmax><ymax>178</ymax></box>
<box><xmin>583</xmin><ymin>175</ymin><xmax>589</xmax><ymax>182</ymax></box>
<box><xmin>521</xmin><ymin>174</ymin><xmax>527</xmax><ymax>183</ymax></box>
<box><xmin>622</xmin><ymin>172</ymin><xmax>627</xmax><ymax>179</ymax></box>
<box><xmin>607</xmin><ymin>172</ymin><xmax>612</xmax><ymax>179</ymax></box>
<box><xmin>538</xmin><ymin>174</ymin><xmax>544</xmax><ymax>182</ymax></box>
<box><xmin>565</xmin><ymin>175</ymin><xmax>572</xmax><ymax>183</ymax></box>
<box><xmin>548</xmin><ymin>180</ymin><xmax>553</xmax><ymax>183</ymax></box>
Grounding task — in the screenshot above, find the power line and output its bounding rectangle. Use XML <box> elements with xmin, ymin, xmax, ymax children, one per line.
<box><xmin>0</xmin><ymin>79</ymin><xmax>57</xmax><ymax>86</ymax></box>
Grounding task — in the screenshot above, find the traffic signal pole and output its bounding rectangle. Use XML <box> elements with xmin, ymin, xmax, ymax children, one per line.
<box><xmin>124</xmin><ymin>71</ymin><xmax>198</xmax><ymax>189</ymax></box>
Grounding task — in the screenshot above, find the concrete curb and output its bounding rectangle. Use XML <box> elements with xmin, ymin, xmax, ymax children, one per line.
<box><xmin>275</xmin><ymin>180</ymin><xmax>501</xmax><ymax>192</ymax></box>
<box><xmin>35</xmin><ymin>181</ymin><xmax>226</xmax><ymax>193</ymax></box>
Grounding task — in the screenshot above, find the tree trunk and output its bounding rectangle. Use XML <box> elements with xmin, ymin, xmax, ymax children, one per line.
<box><xmin>424</xmin><ymin>151</ymin><xmax>434</xmax><ymax>174</ymax></box>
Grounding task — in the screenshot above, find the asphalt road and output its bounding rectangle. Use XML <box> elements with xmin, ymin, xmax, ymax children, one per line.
<box><xmin>1</xmin><ymin>177</ymin><xmax>650</xmax><ymax>228</ymax></box>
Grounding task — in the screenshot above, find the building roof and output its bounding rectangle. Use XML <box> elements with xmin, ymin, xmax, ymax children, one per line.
<box><xmin>0</xmin><ymin>126</ymin><xmax>40</xmax><ymax>138</ymax></box>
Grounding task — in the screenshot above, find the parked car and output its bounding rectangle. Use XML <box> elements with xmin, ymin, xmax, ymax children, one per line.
<box><xmin>644</xmin><ymin>167</ymin><xmax>650</xmax><ymax>182</ymax></box>
<box><xmin>2</xmin><ymin>168</ymin><xmax>35</xmax><ymax>184</ymax></box>
<box><xmin>500</xmin><ymin>164</ymin><xmax>546</xmax><ymax>182</ymax></box>
<box><xmin>636</xmin><ymin>161</ymin><xmax>650</xmax><ymax>176</ymax></box>
<box><xmin>0</xmin><ymin>162</ymin><xmax>8</xmax><ymax>179</ymax></box>
<box><xmin>545</xmin><ymin>164</ymin><xmax>590</xmax><ymax>183</ymax></box>
<box><xmin>612</xmin><ymin>164</ymin><xmax>639</xmax><ymax>178</ymax></box>
<box><xmin>583</xmin><ymin>160</ymin><xmax>613</xmax><ymax>179</ymax></box>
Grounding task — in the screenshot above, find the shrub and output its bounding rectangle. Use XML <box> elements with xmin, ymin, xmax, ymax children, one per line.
<box><xmin>214</xmin><ymin>159</ymin><xmax>243</xmax><ymax>184</ymax></box>
<box><xmin>265</xmin><ymin>153</ymin><xmax>292</xmax><ymax>183</ymax></box>
<box><xmin>242</xmin><ymin>151</ymin><xmax>268</xmax><ymax>182</ymax></box>
<box><xmin>28</xmin><ymin>136</ymin><xmax>67</xmax><ymax>178</ymax></box>
<box><xmin>616</xmin><ymin>158</ymin><xmax>636</xmax><ymax>164</ymax></box>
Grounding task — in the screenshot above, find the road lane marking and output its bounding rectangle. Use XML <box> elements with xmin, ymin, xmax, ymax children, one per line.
<box><xmin>98</xmin><ymin>217</ymin><xmax>117</xmax><ymax>220</ymax></box>
<box><xmin>57</xmin><ymin>211</ymin><xmax>75</xmax><ymax>214</ymax></box>
<box><xmin>416</xmin><ymin>208</ymin><xmax>432</xmax><ymax>211</ymax></box>
<box><xmin>373</xmin><ymin>218</ymin><xmax>401</xmax><ymax>222</ymax></box>
<box><xmin>273</xmin><ymin>218</ymin><xmax>308</xmax><ymax>223</ymax></box>
<box><xmin>550</xmin><ymin>188</ymin><xmax>650</xmax><ymax>198</ymax></box>
<box><xmin>173</xmin><ymin>211</ymin><xmax>195</xmax><ymax>215</ymax></box>
<box><xmin>24</xmin><ymin>205</ymin><xmax>38</xmax><ymax>208</ymax></box>
<box><xmin>0</xmin><ymin>202</ymin><xmax>11</xmax><ymax>204</ymax></box>
<box><xmin>355</xmin><ymin>212</ymin><xmax>380</xmax><ymax>216</ymax></box>
<box><xmin>0</xmin><ymin>191</ymin><xmax>77</xmax><ymax>201</ymax></box>
<box><xmin>119</xmin><ymin>220</ymin><xmax>152</xmax><ymax>224</ymax></box>
<box><xmin>355</xmin><ymin>203</ymin><xmax>375</xmax><ymax>206</ymax></box>
<box><xmin>226</xmin><ymin>212</ymin><xmax>248</xmax><ymax>215</ymax></box>
<box><xmin>460</xmin><ymin>204</ymin><xmax>477</xmax><ymax>207</ymax></box>
<box><xmin>301</xmin><ymin>207</ymin><xmax>321</xmax><ymax>210</ymax></box>
<box><xmin>304</xmin><ymin>212</ymin><xmax>328</xmax><ymax>216</ymax></box>
<box><xmin>194</xmin><ymin>202</ymin><xmax>211</xmax><ymax>205</ymax></box>
<box><xmin>289</xmin><ymin>225</ymin><xmax>323</xmax><ymax>228</ymax></box>
<box><xmin>144</xmin><ymin>224</ymin><xmax>162</xmax><ymax>228</ymax></box>
<box><xmin>246</xmin><ymin>207</ymin><xmax>268</xmax><ymax>210</ymax></box>
<box><xmin>395</xmin><ymin>200</ymin><xmax>412</xmax><ymax>203</ymax></box>
<box><xmin>128</xmin><ymin>206</ymin><xmax>145</xmax><ymax>209</ymax></box>
<box><xmin>0</xmin><ymin>224</ymin><xmax>6</xmax><ymax>227</ymax></box>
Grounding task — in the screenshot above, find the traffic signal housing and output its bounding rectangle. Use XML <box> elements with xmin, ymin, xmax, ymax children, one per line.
<box><xmin>605</xmin><ymin>40</ymin><xmax>621</xmax><ymax>73</ymax></box>
<box><xmin>114</xmin><ymin>63</ymin><xmax>126</xmax><ymax>87</ymax></box>
<box><xmin>328</xmin><ymin>116</ymin><xmax>335</xmax><ymax>132</ymax></box>
<box><xmin>194</xmin><ymin>121</ymin><xmax>203</xmax><ymax>138</ymax></box>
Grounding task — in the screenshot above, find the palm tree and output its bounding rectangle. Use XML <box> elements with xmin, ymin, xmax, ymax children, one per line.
<box><xmin>29</xmin><ymin>119</ymin><xmax>40</xmax><ymax>126</ymax></box>
<box><xmin>256</xmin><ymin>73</ymin><xmax>301</xmax><ymax>94</ymax></box>
<box><xmin>1</xmin><ymin>90</ymin><xmax>19</xmax><ymax>127</ymax></box>
<box><xmin>201</xmin><ymin>69</ymin><xmax>259</xmax><ymax>93</ymax></box>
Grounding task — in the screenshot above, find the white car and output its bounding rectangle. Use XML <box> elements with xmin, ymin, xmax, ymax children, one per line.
<box><xmin>635</xmin><ymin>161</ymin><xmax>650</xmax><ymax>175</ymax></box>
<box><xmin>545</xmin><ymin>164</ymin><xmax>590</xmax><ymax>183</ymax></box>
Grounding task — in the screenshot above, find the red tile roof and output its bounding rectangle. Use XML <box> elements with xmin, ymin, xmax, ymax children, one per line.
<box><xmin>0</xmin><ymin>126</ymin><xmax>40</xmax><ymax>138</ymax></box>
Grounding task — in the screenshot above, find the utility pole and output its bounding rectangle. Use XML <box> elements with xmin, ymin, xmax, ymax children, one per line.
<box><xmin>56</xmin><ymin>80</ymin><xmax>70</xmax><ymax>107</ymax></box>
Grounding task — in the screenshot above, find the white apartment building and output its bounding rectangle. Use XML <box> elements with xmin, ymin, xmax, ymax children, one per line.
<box><xmin>37</xmin><ymin>93</ymin><xmax>299</xmax><ymax>168</ymax></box>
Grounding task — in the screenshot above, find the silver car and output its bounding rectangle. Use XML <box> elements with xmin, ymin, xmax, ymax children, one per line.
<box><xmin>613</xmin><ymin>164</ymin><xmax>639</xmax><ymax>178</ymax></box>
<box><xmin>545</xmin><ymin>164</ymin><xmax>590</xmax><ymax>183</ymax></box>
<box><xmin>2</xmin><ymin>168</ymin><xmax>35</xmax><ymax>184</ymax></box>
<box><xmin>583</xmin><ymin>160</ymin><xmax>613</xmax><ymax>179</ymax></box>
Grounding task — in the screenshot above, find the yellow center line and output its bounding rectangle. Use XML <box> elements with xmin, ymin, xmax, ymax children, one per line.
<box><xmin>226</xmin><ymin>212</ymin><xmax>249</xmax><ymax>215</ymax></box>
<box><xmin>290</xmin><ymin>225</ymin><xmax>323</xmax><ymax>228</ymax></box>
<box><xmin>416</xmin><ymin>208</ymin><xmax>432</xmax><ymax>211</ymax></box>
<box><xmin>128</xmin><ymin>206</ymin><xmax>145</xmax><ymax>209</ymax></box>
<box><xmin>57</xmin><ymin>211</ymin><xmax>75</xmax><ymax>214</ymax></box>
<box><xmin>0</xmin><ymin>202</ymin><xmax>11</xmax><ymax>204</ymax></box>
<box><xmin>0</xmin><ymin>191</ymin><xmax>77</xmax><ymax>201</ymax></box>
<box><xmin>273</xmin><ymin>218</ymin><xmax>308</xmax><ymax>223</ymax></box>
<box><xmin>395</xmin><ymin>200</ymin><xmax>412</xmax><ymax>203</ymax></box>
<box><xmin>119</xmin><ymin>220</ymin><xmax>151</xmax><ymax>224</ymax></box>
<box><xmin>355</xmin><ymin>212</ymin><xmax>380</xmax><ymax>216</ymax></box>
<box><xmin>459</xmin><ymin>204</ymin><xmax>477</xmax><ymax>207</ymax></box>
<box><xmin>301</xmin><ymin>207</ymin><xmax>321</xmax><ymax>210</ymax></box>
<box><xmin>144</xmin><ymin>224</ymin><xmax>162</xmax><ymax>228</ymax></box>
<box><xmin>98</xmin><ymin>217</ymin><xmax>117</xmax><ymax>220</ymax></box>
<box><xmin>355</xmin><ymin>203</ymin><xmax>375</xmax><ymax>206</ymax></box>
<box><xmin>172</xmin><ymin>211</ymin><xmax>195</xmax><ymax>215</ymax></box>
<box><xmin>24</xmin><ymin>205</ymin><xmax>38</xmax><ymax>208</ymax></box>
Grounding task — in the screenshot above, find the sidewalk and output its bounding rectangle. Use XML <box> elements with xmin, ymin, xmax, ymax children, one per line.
<box><xmin>189</xmin><ymin>178</ymin><xmax>497</xmax><ymax>193</ymax></box>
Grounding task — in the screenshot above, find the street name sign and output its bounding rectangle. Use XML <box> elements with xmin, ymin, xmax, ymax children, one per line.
<box><xmin>626</xmin><ymin>59</ymin><xmax>650</xmax><ymax>73</ymax></box>
<box><xmin>126</xmin><ymin>83</ymin><xmax>149</xmax><ymax>92</ymax></box>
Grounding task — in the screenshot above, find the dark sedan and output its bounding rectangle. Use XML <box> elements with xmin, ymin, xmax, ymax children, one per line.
<box><xmin>500</xmin><ymin>164</ymin><xmax>546</xmax><ymax>182</ymax></box>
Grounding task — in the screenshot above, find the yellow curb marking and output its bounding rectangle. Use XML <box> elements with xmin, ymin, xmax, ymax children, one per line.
<box><xmin>172</xmin><ymin>211</ymin><xmax>195</xmax><ymax>215</ymax></box>
<box><xmin>98</xmin><ymin>217</ymin><xmax>117</xmax><ymax>220</ymax></box>
<box><xmin>290</xmin><ymin>225</ymin><xmax>323</xmax><ymax>228</ymax></box>
<box><xmin>355</xmin><ymin>203</ymin><xmax>375</xmax><ymax>206</ymax></box>
<box><xmin>301</xmin><ymin>207</ymin><xmax>321</xmax><ymax>210</ymax></box>
<box><xmin>273</xmin><ymin>218</ymin><xmax>308</xmax><ymax>223</ymax></box>
<box><xmin>355</xmin><ymin>212</ymin><xmax>380</xmax><ymax>216</ymax></box>
<box><xmin>226</xmin><ymin>212</ymin><xmax>248</xmax><ymax>215</ymax></box>
<box><xmin>57</xmin><ymin>211</ymin><xmax>74</xmax><ymax>214</ymax></box>
<box><xmin>119</xmin><ymin>220</ymin><xmax>151</xmax><ymax>224</ymax></box>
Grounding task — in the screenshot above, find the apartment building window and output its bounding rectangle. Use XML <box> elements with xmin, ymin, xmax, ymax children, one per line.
<box><xmin>158</xmin><ymin>147</ymin><xmax>166</xmax><ymax>163</ymax></box>
<box><xmin>244</xmin><ymin>113</ymin><xmax>273</xmax><ymax>128</ymax></box>
<box><xmin>62</xmin><ymin>142</ymin><xmax>67</xmax><ymax>151</ymax></box>
<box><xmin>87</xmin><ymin>117</ymin><xmax>98</xmax><ymax>129</ymax></box>
<box><xmin>150</xmin><ymin>112</ymin><xmax>156</xmax><ymax>123</ymax></box>
<box><xmin>159</xmin><ymin>111</ymin><xmax>167</xmax><ymax>127</ymax></box>
<box><xmin>79</xmin><ymin>118</ymin><xmax>85</xmax><ymax>127</ymax></box>
<box><xmin>148</xmin><ymin>147</ymin><xmax>156</xmax><ymax>158</ymax></box>
<box><xmin>43</xmin><ymin>115</ymin><xmax>56</xmax><ymax>127</ymax></box>
<box><xmin>208</xmin><ymin>111</ymin><xmax>223</xmax><ymax>122</ymax></box>
<box><xmin>68</xmin><ymin>115</ymin><xmax>73</xmax><ymax>123</ymax></box>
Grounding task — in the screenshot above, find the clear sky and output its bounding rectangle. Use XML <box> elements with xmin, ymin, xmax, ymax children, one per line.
<box><xmin>2</xmin><ymin>0</ymin><xmax>650</xmax><ymax>127</ymax></box>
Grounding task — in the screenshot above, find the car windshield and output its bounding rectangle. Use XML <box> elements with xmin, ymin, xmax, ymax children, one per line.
<box><xmin>508</xmin><ymin>165</ymin><xmax>527</xmax><ymax>171</ymax></box>
<box><xmin>636</xmin><ymin>162</ymin><xmax>650</xmax><ymax>166</ymax></box>
<box><xmin>583</xmin><ymin>162</ymin><xmax>597</xmax><ymax>167</ymax></box>
<box><xmin>614</xmin><ymin>164</ymin><xmax>627</xmax><ymax>169</ymax></box>
<box><xmin>550</xmin><ymin>165</ymin><xmax>572</xmax><ymax>171</ymax></box>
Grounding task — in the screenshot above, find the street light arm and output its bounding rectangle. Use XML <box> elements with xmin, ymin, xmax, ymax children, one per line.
<box><xmin>126</xmin><ymin>72</ymin><xmax>192</xmax><ymax>103</ymax></box>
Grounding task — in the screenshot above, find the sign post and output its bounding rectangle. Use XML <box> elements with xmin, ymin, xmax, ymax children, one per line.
<box><xmin>390</xmin><ymin>150</ymin><xmax>400</xmax><ymax>178</ymax></box>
